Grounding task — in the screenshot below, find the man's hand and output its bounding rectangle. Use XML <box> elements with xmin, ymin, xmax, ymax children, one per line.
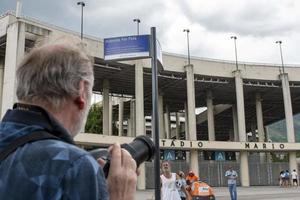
<box><xmin>98</xmin><ymin>143</ymin><xmax>137</xmax><ymax>200</ymax></box>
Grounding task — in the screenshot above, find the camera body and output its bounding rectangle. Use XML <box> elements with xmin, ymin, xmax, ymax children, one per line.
<box><xmin>90</xmin><ymin>135</ymin><xmax>155</xmax><ymax>178</ymax></box>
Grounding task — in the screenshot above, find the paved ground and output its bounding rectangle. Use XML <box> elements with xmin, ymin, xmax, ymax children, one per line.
<box><xmin>136</xmin><ymin>186</ymin><xmax>300</xmax><ymax>200</ymax></box>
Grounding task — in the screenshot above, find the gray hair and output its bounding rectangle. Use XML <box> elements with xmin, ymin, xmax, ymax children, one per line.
<box><xmin>16</xmin><ymin>40</ymin><xmax>94</xmax><ymax>111</ymax></box>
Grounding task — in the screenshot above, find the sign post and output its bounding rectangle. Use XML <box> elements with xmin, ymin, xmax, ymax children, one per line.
<box><xmin>104</xmin><ymin>29</ymin><xmax>162</xmax><ymax>199</ymax></box>
<box><xmin>150</xmin><ymin>27</ymin><xmax>161</xmax><ymax>200</ymax></box>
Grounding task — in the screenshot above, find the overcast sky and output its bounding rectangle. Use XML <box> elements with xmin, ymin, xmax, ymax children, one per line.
<box><xmin>1</xmin><ymin>0</ymin><xmax>300</xmax><ymax>65</ymax></box>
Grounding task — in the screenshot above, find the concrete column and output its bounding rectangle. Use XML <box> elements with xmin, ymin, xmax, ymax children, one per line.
<box><xmin>256</xmin><ymin>93</ymin><xmax>265</xmax><ymax>142</ymax></box>
<box><xmin>102</xmin><ymin>79</ymin><xmax>110</xmax><ymax>135</ymax></box>
<box><xmin>158</xmin><ymin>93</ymin><xmax>165</xmax><ymax>138</ymax></box>
<box><xmin>128</xmin><ymin>99</ymin><xmax>136</xmax><ymax>137</ymax></box>
<box><xmin>280</xmin><ymin>73</ymin><xmax>297</xmax><ymax>172</ymax></box>
<box><xmin>135</xmin><ymin>62</ymin><xmax>145</xmax><ymax>136</ymax></box>
<box><xmin>289</xmin><ymin>152</ymin><xmax>297</xmax><ymax>173</ymax></box>
<box><xmin>135</xmin><ymin>60</ymin><xmax>145</xmax><ymax>190</ymax></box>
<box><xmin>280</xmin><ymin>73</ymin><xmax>295</xmax><ymax>143</ymax></box>
<box><xmin>108</xmin><ymin>96</ymin><xmax>113</xmax><ymax>135</ymax></box>
<box><xmin>206</xmin><ymin>90</ymin><xmax>215</xmax><ymax>141</ymax></box>
<box><xmin>176</xmin><ymin>112</ymin><xmax>181</xmax><ymax>139</ymax></box>
<box><xmin>231</xmin><ymin>105</ymin><xmax>240</xmax><ymax>162</ymax></box>
<box><xmin>234</xmin><ymin>70</ymin><xmax>247</xmax><ymax>142</ymax></box>
<box><xmin>233</xmin><ymin>70</ymin><xmax>249</xmax><ymax>187</ymax></box>
<box><xmin>232</xmin><ymin>105</ymin><xmax>239</xmax><ymax>141</ymax></box>
<box><xmin>185</xmin><ymin>65</ymin><xmax>199</xmax><ymax>176</ymax></box>
<box><xmin>127</xmin><ymin>118</ymin><xmax>132</xmax><ymax>136</ymax></box>
<box><xmin>0</xmin><ymin>59</ymin><xmax>5</xmax><ymax>113</ymax></box>
<box><xmin>184</xmin><ymin>102</ymin><xmax>189</xmax><ymax>140</ymax></box>
<box><xmin>164</xmin><ymin>106</ymin><xmax>171</xmax><ymax>139</ymax></box>
<box><xmin>185</xmin><ymin>65</ymin><xmax>197</xmax><ymax>139</ymax></box>
<box><xmin>256</xmin><ymin>93</ymin><xmax>266</xmax><ymax>163</ymax></box>
<box><xmin>1</xmin><ymin>21</ymin><xmax>25</xmax><ymax>117</ymax></box>
<box><xmin>118</xmin><ymin>98</ymin><xmax>124</xmax><ymax>136</ymax></box>
<box><xmin>240</xmin><ymin>151</ymin><xmax>249</xmax><ymax>185</ymax></box>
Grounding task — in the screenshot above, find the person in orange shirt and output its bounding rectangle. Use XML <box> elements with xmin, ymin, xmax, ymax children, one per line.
<box><xmin>186</xmin><ymin>171</ymin><xmax>199</xmax><ymax>185</ymax></box>
<box><xmin>188</xmin><ymin>181</ymin><xmax>215</xmax><ymax>199</ymax></box>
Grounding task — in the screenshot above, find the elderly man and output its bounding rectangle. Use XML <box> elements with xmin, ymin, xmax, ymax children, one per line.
<box><xmin>0</xmin><ymin>39</ymin><xmax>137</xmax><ymax>199</ymax></box>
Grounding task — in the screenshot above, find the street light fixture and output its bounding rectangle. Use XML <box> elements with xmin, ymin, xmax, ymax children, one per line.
<box><xmin>183</xmin><ymin>29</ymin><xmax>190</xmax><ymax>65</ymax></box>
<box><xmin>133</xmin><ymin>18</ymin><xmax>141</xmax><ymax>35</ymax></box>
<box><xmin>77</xmin><ymin>1</ymin><xmax>85</xmax><ymax>40</ymax></box>
<box><xmin>276</xmin><ymin>40</ymin><xmax>285</xmax><ymax>74</ymax></box>
<box><xmin>231</xmin><ymin>36</ymin><xmax>239</xmax><ymax>70</ymax></box>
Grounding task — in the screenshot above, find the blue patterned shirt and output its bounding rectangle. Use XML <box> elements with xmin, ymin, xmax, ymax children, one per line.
<box><xmin>0</xmin><ymin>104</ymin><xmax>109</xmax><ymax>200</ymax></box>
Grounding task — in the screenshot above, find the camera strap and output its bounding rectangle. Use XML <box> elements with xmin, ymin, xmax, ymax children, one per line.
<box><xmin>0</xmin><ymin>130</ymin><xmax>59</xmax><ymax>162</ymax></box>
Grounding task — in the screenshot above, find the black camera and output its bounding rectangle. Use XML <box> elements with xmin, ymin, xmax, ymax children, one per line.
<box><xmin>90</xmin><ymin>135</ymin><xmax>155</xmax><ymax>178</ymax></box>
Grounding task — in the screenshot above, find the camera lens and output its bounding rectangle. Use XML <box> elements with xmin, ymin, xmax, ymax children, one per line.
<box><xmin>90</xmin><ymin>135</ymin><xmax>155</xmax><ymax>178</ymax></box>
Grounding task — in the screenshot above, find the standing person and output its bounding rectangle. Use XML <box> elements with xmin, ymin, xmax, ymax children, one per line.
<box><xmin>186</xmin><ymin>170</ymin><xmax>199</xmax><ymax>185</ymax></box>
<box><xmin>0</xmin><ymin>38</ymin><xmax>137</xmax><ymax>200</ymax></box>
<box><xmin>279</xmin><ymin>171</ymin><xmax>285</xmax><ymax>186</ymax></box>
<box><xmin>291</xmin><ymin>169</ymin><xmax>298</xmax><ymax>187</ymax></box>
<box><xmin>160</xmin><ymin>161</ymin><xmax>181</xmax><ymax>200</ymax></box>
<box><xmin>284</xmin><ymin>170</ymin><xmax>290</xmax><ymax>187</ymax></box>
<box><xmin>176</xmin><ymin>171</ymin><xmax>189</xmax><ymax>200</ymax></box>
<box><xmin>225</xmin><ymin>166</ymin><xmax>238</xmax><ymax>200</ymax></box>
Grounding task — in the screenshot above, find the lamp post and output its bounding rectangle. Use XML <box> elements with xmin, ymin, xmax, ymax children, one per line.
<box><xmin>231</xmin><ymin>36</ymin><xmax>239</xmax><ymax>70</ymax></box>
<box><xmin>77</xmin><ymin>1</ymin><xmax>85</xmax><ymax>40</ymax></box>
<box><xmin>133</xmin><ymin>18</ymin><xmax>141</xmax><ymax>35</ymax></box>
<box><xmin>276</xmin><ymin>40</ymin><xmax>285</xmax><ymax>74</ymax></box>
<box><xmin>183</xmin><ymin>29</ymin><xmax>190</xmax><ymax>65</ymax></box>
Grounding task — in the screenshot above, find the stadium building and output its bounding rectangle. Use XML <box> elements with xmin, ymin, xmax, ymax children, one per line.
<box><xmin>1</xmin><ymin>11</ymin><xmax>300</xmax><ymax>189</ymax></box>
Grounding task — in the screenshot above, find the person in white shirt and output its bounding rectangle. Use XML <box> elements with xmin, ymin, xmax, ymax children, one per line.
<box><xmin>160</xmin><ymin>161</ymin><xmax>182</xmax><ymax>200</ymax></box>
<box><xmin>225</xmin><ymin>166</ymin><xmax>238</xmax><ymax>200</ymax></box>
<box><xmin>291</xmin><ymin>169</ymin><xmax>298</xmax><ymax>186</ymax></box>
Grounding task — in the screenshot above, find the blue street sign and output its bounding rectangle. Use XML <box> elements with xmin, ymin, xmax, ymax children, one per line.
<box><xmin>215</xmin><ymin>151</ymin><xmax>225</xmax><ymax>161</ymax></box>
<box><xmin>104</xmin><ymin>35</ymin><xmax>150</xmax><ymax>61</ymax></box>
<box><xmin>164</xmin><ymin>150</ymin><xmax>176</xmax><ymax>161</ymax></box>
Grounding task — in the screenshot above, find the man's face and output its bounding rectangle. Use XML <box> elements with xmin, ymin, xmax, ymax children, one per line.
<box><xmin>161</xmin><ymin>162</ymin><xmax>171</xmax><ymax>173</ymax></box>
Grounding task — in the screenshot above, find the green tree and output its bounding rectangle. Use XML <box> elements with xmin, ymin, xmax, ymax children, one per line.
<box><xmin>85</xmin><ymin>103</ymin><xmax>102</xmax><ymax>134</ymax></box>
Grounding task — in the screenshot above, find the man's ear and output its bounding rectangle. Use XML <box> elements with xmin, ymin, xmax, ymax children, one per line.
<box><xmin>74</xmin><ymin>80</ymin><xmax>86</xmax><ymax>110</ymax></box>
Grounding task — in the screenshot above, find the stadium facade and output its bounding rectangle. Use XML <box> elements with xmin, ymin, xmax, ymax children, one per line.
<box><xmin>1</xmin><ymin>12</ymin><xmax>300</xmax><ymax>189</ymax></box>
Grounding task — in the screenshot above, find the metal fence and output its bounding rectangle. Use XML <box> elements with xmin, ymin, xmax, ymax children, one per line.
<box><xmin>145</xmin><ymin>155</ymin><xmax>295</xmax><ymax>188</ymax></box>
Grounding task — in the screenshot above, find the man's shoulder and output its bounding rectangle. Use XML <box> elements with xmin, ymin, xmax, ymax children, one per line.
<box><xmin>29</xmin><ymin>139</ymin><xmax>90</xmax><ymax>162</ymax></box>
<box><xmin>15</xmin><ymin>139</ymin><xmax>101</xmax><ymax>179</ymax></box>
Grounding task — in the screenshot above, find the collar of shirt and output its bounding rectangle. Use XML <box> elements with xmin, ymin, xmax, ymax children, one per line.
<box><xmin>2</xmin><ymin>103</ymin><xmax>74</xmax><ymax>144</ymax></box>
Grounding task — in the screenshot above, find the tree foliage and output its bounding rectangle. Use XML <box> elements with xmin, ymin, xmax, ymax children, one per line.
<box><xmin>85</xmin><ymin>103</ymin><xmax>102</xmax><ymax>134</ymax></box>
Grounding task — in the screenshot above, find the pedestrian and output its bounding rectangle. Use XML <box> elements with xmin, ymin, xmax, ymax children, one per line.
<box><xmin>225</xmin><ymin>166</ymin><xmax>238</xmax><ymax>200</ymax></box>
<box><xmin>160</xmin><ymin>161</ymin><xmax>181</xmax><ymax>200</ymax></box>
<box><xmin>186</xmin><ymin>170</ymin><xmax>199</xmax><ymax>185</ymax></box>
<box><xmin>291</xmin><ymin>169</ymin><xmax>298</xmax><ymax>187</ymax></box>
<box><xmin>0</xmin><ymin>38</ymin><xmax>138</xmax><ymax>200</ymax></box>
<box><xmin>279</xmin><ymin>171</ymin><xmax>285</xmax><ymax>186</ymax></box>
<box><xmin>176</xmin><ymin>171</ymin><xmax>190</xmax><ymax>200</ymax></box>
<box><xmin>284</xmin><ymin>170</ymin><xmax>290</xmax><ymax>187</ymax></box>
